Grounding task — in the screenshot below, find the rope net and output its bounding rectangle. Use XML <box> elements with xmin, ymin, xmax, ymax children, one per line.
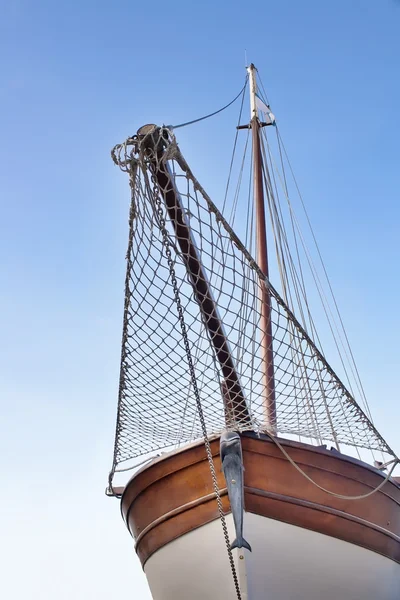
<box><xmin>109</xmin><ymin>126</ymin><xmax>394</xmax><ymax>479</ymax></box>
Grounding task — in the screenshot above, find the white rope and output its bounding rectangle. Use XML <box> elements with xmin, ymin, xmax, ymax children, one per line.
<box><xmin>268</xmin><ymin>433</ymin><xmax>399</xmax><ymax>501</ymax></box>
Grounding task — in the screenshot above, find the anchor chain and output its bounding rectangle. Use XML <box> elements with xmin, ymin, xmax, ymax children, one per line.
<box><xmin>150</xmin><ymin>169</ymin><xmax>243</xmax><ymax>600</ymax></box>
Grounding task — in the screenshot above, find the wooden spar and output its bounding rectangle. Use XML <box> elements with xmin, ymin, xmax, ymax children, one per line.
<box><xmin>248</xmin><ymin>63</ymin><xmax>277</xmax><ymax>431</ymax></box>
<box><xmin>137</xmin><ymin>125</ymin><xmax>251</xmax><ymax>427</ymax></box>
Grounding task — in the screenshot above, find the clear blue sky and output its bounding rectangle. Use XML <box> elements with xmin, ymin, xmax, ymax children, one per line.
<box><xmin>1</xmin><ymin>1</ymin><xmax>399</xmax><ymax>598</ymax></box>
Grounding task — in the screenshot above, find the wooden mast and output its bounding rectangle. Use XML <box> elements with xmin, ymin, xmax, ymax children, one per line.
<box><xmin>247</xmin><ymin>63</ymin><xmax>277</xmax><ymax>431</ymax></box>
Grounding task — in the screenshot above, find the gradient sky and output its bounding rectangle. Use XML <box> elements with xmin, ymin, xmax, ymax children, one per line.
<box><xmin>1</xmin><ymin>1</ymin><xmax>400</xmax><ymax>598</ymax></box>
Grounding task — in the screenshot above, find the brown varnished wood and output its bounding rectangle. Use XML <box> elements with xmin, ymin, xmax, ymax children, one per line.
<box><xmin>121</xmin><ymin>439</ymin><xmax>220</xmax><ymax>511</ymax></box>
<box><xmin>128</xmin><ymin>453</ymin><xmax>226</xmax><ymax>539</ymax></box>
<box><xmin>135</xmin><ymin>493</ymin><xmax>231</xmax><ymax>566</ymax></box>
<box><xmin>121</xmin><ymin>437</ymin><xmax>222</xmax><ymax>533</ymax></box>
<box><xmin>134</xmin><ymin>489</ymin><xmax>228</xmax><ymax>548</ymax></box>
<box><xmin>121</xmin><ymin>434</ymin><xmax>400</xmax><ymax>567</ymax></box>
<box><xmin>243</xmin><ymin>438</ymin><xmax>400</xmax><ymax>531</ymax></box>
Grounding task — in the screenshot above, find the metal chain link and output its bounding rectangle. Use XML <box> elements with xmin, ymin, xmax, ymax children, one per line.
<box><xmin>150</xmin><ymin>170</ymin><xmax>243</xmax><ymax>600</ymax></box>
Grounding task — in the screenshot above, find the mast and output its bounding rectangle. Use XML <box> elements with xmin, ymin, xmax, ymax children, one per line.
<box><xmin>247</xmin><ymin>63</ymin><xmax>277</xmax><ymax>431</ymax></box>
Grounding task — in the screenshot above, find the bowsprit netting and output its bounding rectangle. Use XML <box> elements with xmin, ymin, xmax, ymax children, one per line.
<box><xmin>109</xmin><ymin>125</ymin><xmax>395</xmax><ymax>478</ymax></box>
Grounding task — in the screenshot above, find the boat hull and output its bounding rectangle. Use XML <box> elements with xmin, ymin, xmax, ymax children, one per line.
<box><xmin>144</xmin><ymin>513</ymin><xmax>400</xmax><ymax>599</ymax></box>
<box><xmin>120</xmin><ymin>434</ymin><xmax>400</xmax><ymax>598</ymax></box>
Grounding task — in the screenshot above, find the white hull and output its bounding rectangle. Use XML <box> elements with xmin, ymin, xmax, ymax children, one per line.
<box><xmin>144</xmin><ymin>513</ymin><xmax>400</xmax><ymax>599</ymax></box>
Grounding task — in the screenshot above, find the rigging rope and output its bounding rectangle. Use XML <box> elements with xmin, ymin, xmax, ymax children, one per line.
<box><xmin>268</xmin><ymin>433</ymin><xmax>399</xmax><ymax>501</ymax></box>
<box><xmin>222</xmin><ymin>80</ymin><xmax>248</xmax><ymax>216</ymax></box>
<box><xmin>169</xmin><ymin>76</ymin><xmax>249</xmax><ymax>130</ymax></box>
<box><xmin>114</xmin><ymin>454</ymin><xmax>161</xmax><ymax>473</ymax></box>
<box><xmin>275</xmin><ymin>129</ymin><xmax>375</xmax><ymax>428</ymax></box>
<box><xmin>110</xmin><ymin>126</ymin><xmax>397</xmax><ymax>487</ymax></box>
<box><xmin>253</xmin><ymin>74</ymin><xmax>375</xmax><ymax>434</ymax></box>
<box><xmin>259</xmin><ymin>124</ymin><xmax>376</xmax><ymax>462</ymax></box>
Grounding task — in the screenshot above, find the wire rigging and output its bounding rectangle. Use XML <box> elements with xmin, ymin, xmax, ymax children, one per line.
<box><xmin>219</xmin><ymin>74</ymin><xmax>381</xmax><ymax>463</ymax></box>
<box><xmin>169</xmin><ymin>76</ymin><xmax>249</xmax><ymax>131</ymax></box>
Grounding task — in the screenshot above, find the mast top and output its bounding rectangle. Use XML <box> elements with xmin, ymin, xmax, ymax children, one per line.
<box><xmin>247</xmin><ymin>63</ymin><xmax>258</xmax><ymax>122</ymax></box>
